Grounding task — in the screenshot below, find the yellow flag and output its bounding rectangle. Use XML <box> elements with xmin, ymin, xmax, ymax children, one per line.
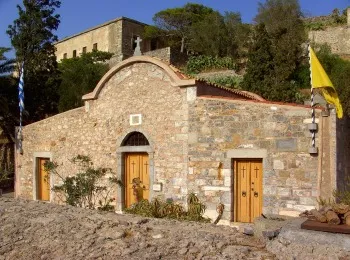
<box><xmin>309</xmin><ymin>47</ymin><xmax>343</xmax><ymax>118</ymax></box>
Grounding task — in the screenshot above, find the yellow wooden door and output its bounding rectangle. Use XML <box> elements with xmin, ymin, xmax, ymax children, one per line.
<box><xmin>38</xmin><ymin>158</ymin><xmax>50</xmax><ymax>201</ymax></box>
<box><xmin>125</xmin><ymin>153</ymin><xmax>149</xmax><ymax>207</ymax></box>
<box><xmin>250</xmin><ymin>160</ymin><xmax>263</xmax><ymax>221</ymax></box>
<box><xmin>234</xmin><ymin>159</ymin><xmax>262</xmax><ymax>223</ymax></box>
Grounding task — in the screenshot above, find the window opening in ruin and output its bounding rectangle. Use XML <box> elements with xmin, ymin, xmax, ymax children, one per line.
<box><xmin>93</xmin><ymin>43</ymin><xmax>98</xmax><ymax>51</ymax></box>
<box><xmin>63</xmin><ymin>53</ymin><xmax>67</xmax><ymax>59</ymax></box>
<box><xmin>121</xmin><ymin>132</ymin><xmax>149</xmax><ymax>146</ymax></box>
<box><xmin>151</xmin><ymin>39</ymin><xmax>157</xmax><ymax>51</ymax></box>
<box><xmin>82</xmin><ymin>47</ymin><xmax>87</xmax><ymax>54</ymax></box>
<box><xmin>73</xmin><ymin>50</ymin><xmax>77</xmax><ymax>58</ymax></box>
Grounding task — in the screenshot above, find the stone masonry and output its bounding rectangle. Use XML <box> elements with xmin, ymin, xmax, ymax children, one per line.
<box><xmin>186</xmin><ymin>97</ymin><xmax>329</xmax><ymax>222</ymax></box>
<box><xmin>16</xmin><ymin>57</ymin><xmax>195</xmax><ymax>212</ymax></box>
<box><xmin>15</xmin><ymin>56</ymin><xmax>336</xmax><ymax>224</ymax></box>
<box><xmin>308</xmin><ymin>8</ymin><xmax>350</xmax><ymax>58</ymax></box>
<box><xmin>55</xmin><ymin>17</ymin><xmax>157</xmax><ymax>62</ymax></box>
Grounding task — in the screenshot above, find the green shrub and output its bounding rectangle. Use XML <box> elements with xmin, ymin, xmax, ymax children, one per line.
<box><xmin>201</xmin><ymin>76</ymin><xmax>243</xmax><ymax>89</ymax></box>
<box><xmin>125</xmin><ymin>192</ymin><xmax>210</xmax><ymax>223</ymax></box>
<box><xmin>44</xmin><ymin>155</ymin><xmax>122</xmax><ymax>211</ymax></box>
<box><xmin>185</xmin><ymin>55</ymin><xmax>236</xmax><ymax>74</ymax></box>
<box><xmin>318</xmin><ymin>177</ymin><xmax>350</xmax><ymax>207</ymax></box>
<box><xmin>304</xmin><ymin>22</ymin><xmax>325</xmax><ymax>31</ymax></box>
<box><xmin>333</xmin><ymin>176</ymin><xmax>350</xmax><ymax>205</ymax></box>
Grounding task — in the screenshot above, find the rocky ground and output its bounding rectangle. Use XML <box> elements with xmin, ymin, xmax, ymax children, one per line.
<box><xmin>1</xmin><ymin>197</ymin><xmax>350</xmax><ymax>260</ymax></box>
<box><xmin>0</xmin><ymin>197</ymin><xmax>274</xmax><ymax>260</ymax></box>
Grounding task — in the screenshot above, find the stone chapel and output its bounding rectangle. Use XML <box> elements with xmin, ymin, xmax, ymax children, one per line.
<box><xmin>15</xmin><ymin>54</ymin><xmax>348</xmax><ymax>224</ymax></box>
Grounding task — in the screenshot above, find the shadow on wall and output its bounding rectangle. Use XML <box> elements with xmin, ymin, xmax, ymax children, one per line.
<box><xmin>336</xmin><ymin>115</ymin><xmax>350</xmax><ymax>191</ymax></box>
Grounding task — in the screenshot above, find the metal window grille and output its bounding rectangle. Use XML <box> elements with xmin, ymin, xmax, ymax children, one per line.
<box><xmin>122</xmin><ymin>132</ymin><xmax>149</xmax><ymax>146</ymax></box>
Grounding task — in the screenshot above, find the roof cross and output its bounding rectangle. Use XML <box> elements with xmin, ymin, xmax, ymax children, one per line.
<box><xmin>133</xmin><ymin>36</ymin><xmax>142</xmax><ymax>56</ymax></box>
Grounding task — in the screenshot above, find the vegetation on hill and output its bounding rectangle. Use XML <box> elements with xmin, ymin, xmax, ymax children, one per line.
<box><xmin>241</xmin><ymin>0</ymin><xmax>307</xmax><ymax>103</ymax></box>
<box><xmin>58</xmin><ymin>50</ymin><xmax>112</xmax><ymax>112</ymax></box>
<box><xmin>148</xmin><ymin>1</ymin><xmax>350</xmax><ymax>108</ymax></box>
<box><xmin>315</xmin><ymin>44</ymin><xmax>350</xmax><ymax>116</ymax></box>
<box><xmin>145</xmin><ymin>3</ymin><xmax>250</xmax><ymax>59</ymax></box>
<box><xmin>185</xmin><ymin>55</ymin><xmax>236</xmax><ymax>74</ymax></box>
<box><xmin>304</xmin><ymin>7</ymin><xmax>348</xmax><ymax>31</ymax></box>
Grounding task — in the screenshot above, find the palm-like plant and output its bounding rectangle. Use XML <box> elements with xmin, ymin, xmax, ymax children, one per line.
<box><xmin>0</xmin><ymin>47</ymin><xmax>17</xmax><ymax>142</ymax></box>
<box><xmin>0</xmin><ymin>48</ymin><xmax>15</xmax><ymax>74</ymax></box>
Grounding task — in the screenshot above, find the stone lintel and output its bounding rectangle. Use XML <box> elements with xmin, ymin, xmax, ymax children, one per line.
<box><xmin>226</xmin><ymin>149</ymin><xmax>267</xmax><ymax>159</ymax></box>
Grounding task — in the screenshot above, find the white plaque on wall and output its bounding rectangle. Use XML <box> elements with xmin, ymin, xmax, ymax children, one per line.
<box><xmin>152</xmin><ymin>183</ymin><xmax>162</xmax><ymax>192</ymax></box>
<box><xmin>130</xmin><ymin>114</ymin><xmax>142</xmax><ymax>126</ymax></box>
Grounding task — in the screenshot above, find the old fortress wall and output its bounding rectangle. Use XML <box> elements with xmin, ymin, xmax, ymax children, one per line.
<box><xmin>308</xmin><ymin>8</ymin><xmax>350</xmax><ymax>58</ymax></box>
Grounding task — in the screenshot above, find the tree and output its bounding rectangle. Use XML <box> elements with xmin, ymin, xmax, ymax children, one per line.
<box><xmin>241</xmin><ymin>24</ymin><xmax>275</xmax><ymax>98</ymax></box>
<box><xmin>0</xmin><ymin>48</ymin><xmax>17</xmax><ymax>188</ymax></box>
<box><xmin>188</xmin><ymin>11</ymin><xmax>250</xmax><ymax>58</ymax></box>
<box><xmin>145</xmin><ymin>3</ymin><xmax>215</xmax><ymax>53</ymax></box>
<box><xmin>241</xmin><ymin>0</ymin><xmax>307</xmax><ymax>102</ymax></box>
<box><xmin>188</xmin><ymin>11</ymin><xmax>226</xmax><ymax>57</ymax></box>
<box><xmin>223</xmin><ymin>12</ymin><xmax>251</xmax><ymax>59</ymax></box>
<box><xmin>58</xmin><ymin>50</ymin><xmax>112</xmax><ymax>112</ymax></box>
<box><xmin>315</xmin><ymin>44</ymin><xmax>350</xmax><ymax>116</ymax></box>
<box><xmin>255</xmin><ymin>0</ymin><xmax>306</xmax><ymax>84</ymax></box>
<box><xmin>7</xmin><ymin>0</ymin><xmax>61</xmax><ymax>123</ymax></box>
<box><xmin>0</xmin><ymin>47</ymin><xmax>17</xmax><ymax>142</ymax></box>
<box><xmin>241</xmin><ymin>23</ymin><xmax>301</xmax><ymax>102</ymax></box>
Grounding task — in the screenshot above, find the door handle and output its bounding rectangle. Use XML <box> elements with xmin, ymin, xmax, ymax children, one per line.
<box><xmin>242</xmin><ymin>191</ymin><xmax>246</xmax><ymax>197</ymax></box>
<box><xmin>254</xmin><ymin>192</ymin><xmax>258</xmax><ymax>197</ymax></box>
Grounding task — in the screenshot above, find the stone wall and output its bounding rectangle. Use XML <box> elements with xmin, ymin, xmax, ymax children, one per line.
<box><xmin>308</xmin><ymin>8</ymin><xmax>350</xmax><ymax>57</ymax></box>
<box><xmin>16</xmin><ymin>61</ymin><xmax>192</xmax><ymax>210</ymax></box>
<box><xmin>309</xmin><ymin>26</ymin><xmax>350</xmax><ymax>57</ymax></box>
<box><xmin>55</xmin><ymin>21</ymin><xmax>115</xmax><ymax>60</ymax></box>
<box><xmin>187</xmin><ymin>97</ymin><xmax>324</xmax><ymax>222</ymax></box>
<box><xmin>55</xmin><ymin>18</ymin><xmax>150</xmax><ymax>62</ymax></box>
<box><xmin>144</xmin><ymin>47</ymin><xmax>171</xmax><ymax>63</ymax></box>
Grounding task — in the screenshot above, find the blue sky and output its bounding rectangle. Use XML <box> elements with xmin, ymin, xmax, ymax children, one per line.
<box><xmin>0</xmin><ymin>0</ymin><xmax>349</xmax><ymax>57</ymax></box>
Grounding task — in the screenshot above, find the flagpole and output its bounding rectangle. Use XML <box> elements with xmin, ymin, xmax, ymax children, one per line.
<box><xmin>308</xmin><ymin>44</ymin><xmax>317</xmax><ymax>153</ymax></box>
<box><xmin>309</xmin><ymin>45</ymin><xmax>315</xmax><ymax>148</ymax></box>
<box><xmin>18</xmin><ymin>63</ymin><xmax>24</xmax><ymax>154</ymax></box>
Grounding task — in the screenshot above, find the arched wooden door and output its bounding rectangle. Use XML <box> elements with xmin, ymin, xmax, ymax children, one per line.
<box><xmin>122</xmin><ymin>131</ymin><xmax>150</xmax><ymax>208</ymax></box>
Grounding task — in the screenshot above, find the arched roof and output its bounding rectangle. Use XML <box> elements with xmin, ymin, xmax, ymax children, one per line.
<box><xmin>82</xmin><ymin>56</ymin><xmax>196</xmax><ymax>101</ymax></box>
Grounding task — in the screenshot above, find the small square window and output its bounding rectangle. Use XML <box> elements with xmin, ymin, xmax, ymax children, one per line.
<box><xmin>73</xmin><ymin>50</ymin><xmax>77</xmax><ymax>57</ymax></box>
<box><xmin>130</xmin><ymin>114</ymin><xmax>142</xmax><ymax>126</ymax></box>
<box><xmin>82</xmin><ymin>47</ymin><xmax>87</xmax><ymax>54</ymax></box>
<box><xmin>93</xmin><ymin>43</ymin><xmax>98</xmax><ymax>51</ymax></box>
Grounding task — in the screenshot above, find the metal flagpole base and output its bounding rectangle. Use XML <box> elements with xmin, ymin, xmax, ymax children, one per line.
<box><xmin>309</xmin><ymin>147</ymin><xmax>318</xmax><ymax>154</ymax></box>
<box><xmin>308</xmin><ymin>123</ymin><xmax>318</xmax><ymax>131</ymax></box>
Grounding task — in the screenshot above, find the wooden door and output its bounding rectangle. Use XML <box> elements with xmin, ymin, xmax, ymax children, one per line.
<box><xmin>125</xmin><ymin>153</ymin><xmax>149</xmax><ymax>207</ymax></box>
<box><xmin>38</xmin><ymin>158</ymin><xmax>50</xmax><ymax>201</ymax></box>
<box><xmin>234</xmin><ymin>159</ymin><xmax>262</xmax><ymax>223</ymax></box>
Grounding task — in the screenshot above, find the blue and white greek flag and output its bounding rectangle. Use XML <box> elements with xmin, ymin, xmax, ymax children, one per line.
<box><xmin>18</xmin><ymin>65</ymin><xmax>24</xmax><ymax>114</ymax></box>
<box><xmin>17</xmin><ymin>64</ymin><xmax>24</xmax><ymax>154</ymax></box>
